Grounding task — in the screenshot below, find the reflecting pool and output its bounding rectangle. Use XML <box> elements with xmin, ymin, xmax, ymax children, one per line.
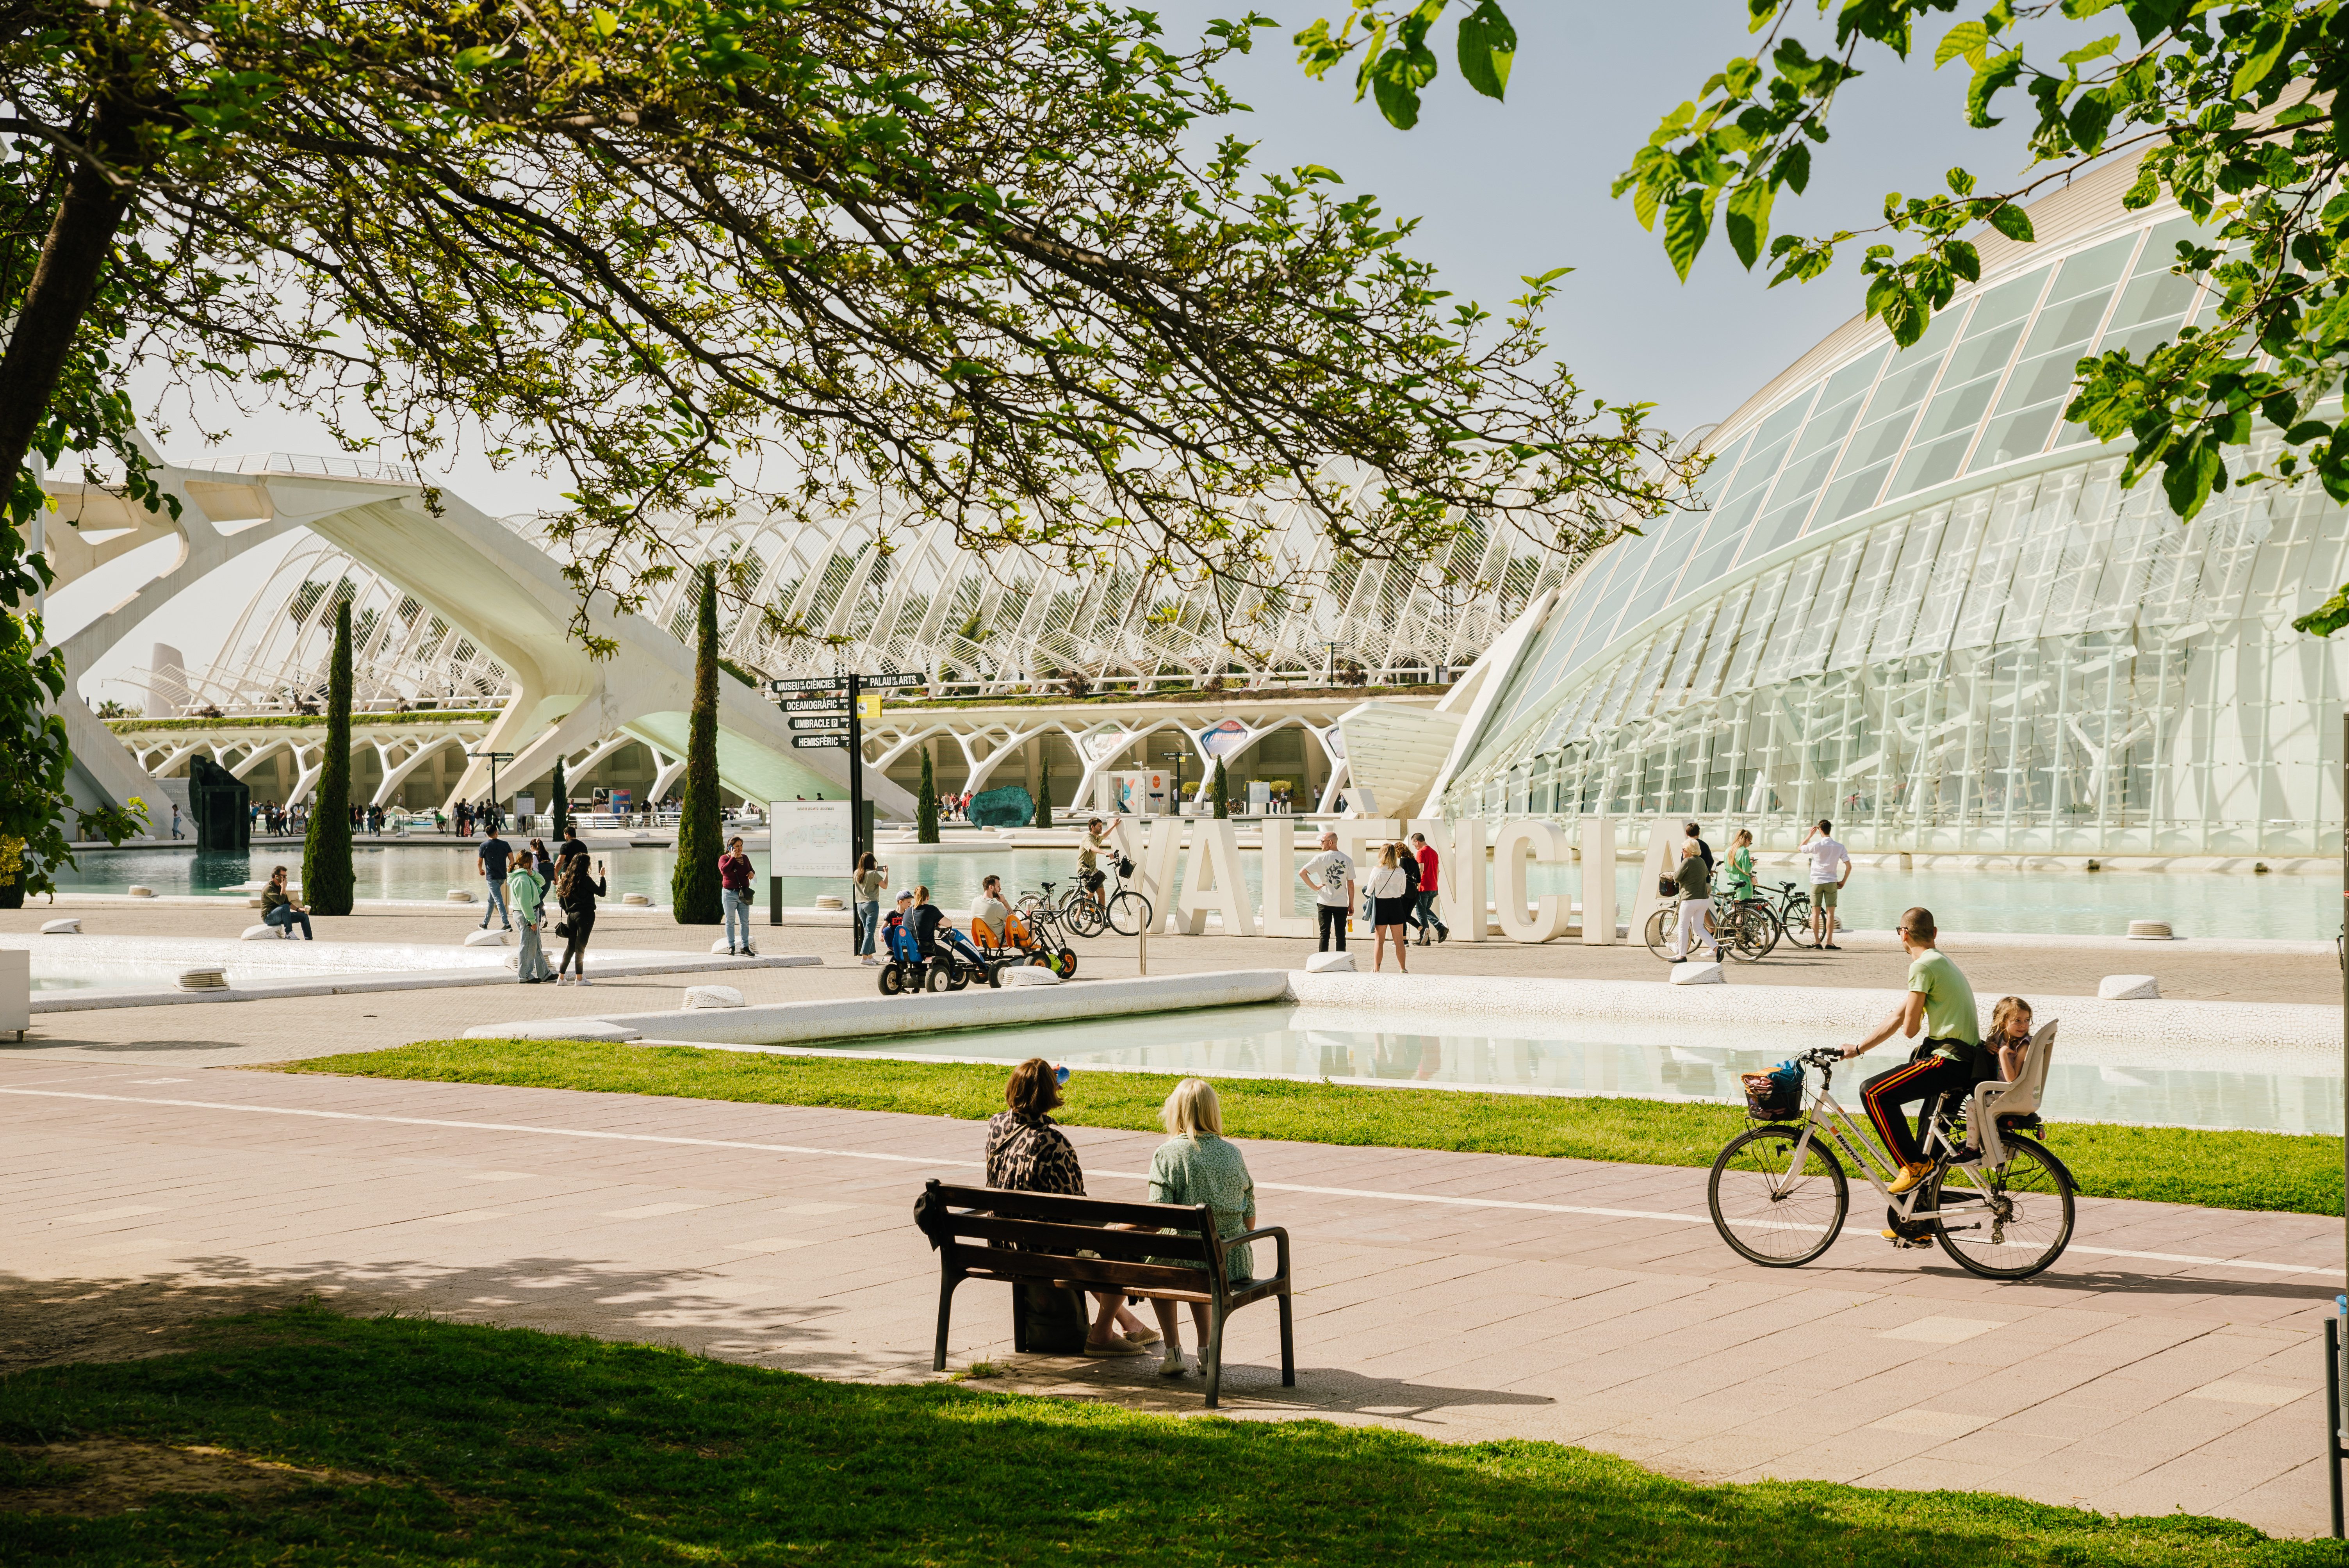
<box><xmin>852</xmin><ymin>1002</ymin><xmax>2341</xmax><ymax>1137</ymax></box>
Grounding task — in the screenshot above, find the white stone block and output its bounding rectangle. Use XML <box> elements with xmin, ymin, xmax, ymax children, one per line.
<box><xmin>2126</xmin><ymin>920</ymin><xmax>2173</xmax><ymax>940</ymax></box>
<box><xmin>239</xmin><ymin>923</ymin><xmax>282</xmax><ymax>941</ymax></box>
<box><xmin>710</xmin><ymin>936</ymin><xmax>738</xmax><ymax>954</ymax></box>
<box><xmin>813</xmin><ymin>894</ymin><xmax>845</xmax><ymax>910</ymax></box>
<box><xmin>683</xmin><ymin>984</ymin><xmax>746</xmax><ymax>1009</ymax></box>
<box><xmin>446</xmin><ymin>889</ymin><xmax>474</xmax><ymax>903</ymax></box>
<box><xmin>463</xmin><ymin>928</ymin><xmax>508</xmax><ymax>947</ymax></box>
<box><xmin>1001</xmin><ymin>964</ymin><xmax>1062</xmax><ymax>986</ymax></box>
<box><xmin>621</xmin><ymin>892</ymin><xmax>651</xmax><ymax>906</ymax></box>
<box><xmin>1302</xmin><ymin>951</ymin><xmax>1356</xmax><ymax>974</ymax></box>
<box><xmin>38</xmin><ymin>918</ymin><xmax>78</xmax><ymax>934</ymax></box>
<box><xmin>462</xmin><ymin>1019</ymin><xmax>643</xmax><ymax>1042</ymax></box>
<box><xmin>1669</xmin><ymin>961</ymin><xmax>1726</xmax><ymax>986</ymax></box>
<box><xmin>128</xmin><ymin>885</ymin><xmax>155</xmax><ymax>898</ymax></box>
<box><xmin>175</xmin><ymin>966</ymin><xmax>228</xmax><ymax>991</ymax></box>
<box><xmin>2098</xmin><ymin>973</ymin><xmax>2161</xmax><ymax>1000</ymax></box>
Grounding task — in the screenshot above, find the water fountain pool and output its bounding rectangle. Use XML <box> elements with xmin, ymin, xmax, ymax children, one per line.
<box><xmin>39</xmin><ymin>842</ymin><xmax>2339</xmax><ymax>942</ymax></box>
<box><xmin>845</xmin><ymin>1001</ymin><xmax>2341</xmax><ymax>1137</ymax></box>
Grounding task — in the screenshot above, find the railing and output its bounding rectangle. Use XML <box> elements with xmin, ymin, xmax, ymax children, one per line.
<box><xmin>209</xmin><ymin>451</ymin><xmax>418</xmax><ymax>484</ymax></box>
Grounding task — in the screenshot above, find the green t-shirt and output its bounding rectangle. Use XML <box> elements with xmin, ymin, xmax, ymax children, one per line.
<box><xmin>1907</xmin><ymin>948</ymin><xmax>1980</xmax><ymax>1053</ymax></box>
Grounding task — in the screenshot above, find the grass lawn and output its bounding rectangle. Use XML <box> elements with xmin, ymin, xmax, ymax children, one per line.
<box><xmin>277</xmin><ymin>1040</ymin><xmax>2346</xmax><ymax>1216</ymax></box>
<box><xmin>0</xmin><ymin>1303</ymin><xmax>2331</xmax><ymax>1565</ymax></box>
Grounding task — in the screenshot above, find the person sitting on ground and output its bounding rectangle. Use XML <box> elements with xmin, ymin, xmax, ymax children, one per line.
<box><xmin>1985</xmin><ymin>995</ymin><xmax>2035</xmax><ymax>1084</ymax></box>
<box><xmin>1839</xmin><ymin>907</ymin><xmax>1984</xmax><ymax>1205</ymax></box>
<box><xmin>1141</xmin><ymin>1078</ymin><xmax>1258</xmax><ymax>1379</ymax></box>
<box><xmin>971</xmin><ymin>875</ymin><xmax>1010</xmax><ymax>946</ymax></box>
<box><xmin>1668</xmin><ymin>840</ymin><xmax>1715</xmax><ymax>963</ymax></box>
<box><xmin>984</xmin><ymin>1058</ymin><xmax>1158</xmax><ymax>1356</ymax></box>
<box><xmin>260</xmin><ymin>865</ymin><xmax>312</xmax><ymax>940</ymax></box>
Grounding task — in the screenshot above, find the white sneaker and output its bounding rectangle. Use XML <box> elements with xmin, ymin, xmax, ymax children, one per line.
<box><xmin>1158</xmin><ymin>1353</ymin><xmax>1186</xmax><ymax>1378</ymax></box>
<box><xmin>575</xmin><ymin>975</ymin><xmax>592</xmax><ymax>986</ymax></box>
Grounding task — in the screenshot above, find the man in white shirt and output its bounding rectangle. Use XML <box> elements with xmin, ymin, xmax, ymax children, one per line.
<box><xmin>1800</xmin><ymin>818</ymin><xmax>1852</xmax><ymax>950</ymax></box>
<box><xmin>1298</xmin><ymin>830</ymin><xmax>1355</xmax><ymax>953</ymax></box>
<box><xmin>970</xmin><ymin>874</ymin><xmax>1010</xmax><ymax>945</ymax></box>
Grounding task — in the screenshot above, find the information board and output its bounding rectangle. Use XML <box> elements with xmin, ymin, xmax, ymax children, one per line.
<box><xmin>769</xmin><ymin>799</ymin><xmax>853</xmax><ymax>874</ymax></box>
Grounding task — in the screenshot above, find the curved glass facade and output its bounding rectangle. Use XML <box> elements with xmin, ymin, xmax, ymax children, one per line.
<box><xmin>1442</xmin><ymin>202</ymin><xmax>2349</xmax><ymax>856</ymax></box>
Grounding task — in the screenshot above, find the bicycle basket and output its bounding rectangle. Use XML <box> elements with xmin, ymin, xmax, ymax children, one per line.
<box><xmin>1114</xmin><ymin>855</ymin><xmax>1135</xmax><ymax>878</ymax></box>
<box><xmin>1741</xmin><ymin>1060</ymin><xmax>1804</xmax><ymax>1121</ymax></box>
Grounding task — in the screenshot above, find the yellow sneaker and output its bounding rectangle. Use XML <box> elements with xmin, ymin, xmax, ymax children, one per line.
<box><xmin>1886</xmin><ymin>1163</ymin><xmax>1931</xmax><ymax>1196</ymax></box>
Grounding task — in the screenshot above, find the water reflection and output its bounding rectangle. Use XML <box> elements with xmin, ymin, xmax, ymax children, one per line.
<box><xmin>866</xmin><ymin>1003</ymin><xmax>2340</xmax><ymax>1137</ymax></box>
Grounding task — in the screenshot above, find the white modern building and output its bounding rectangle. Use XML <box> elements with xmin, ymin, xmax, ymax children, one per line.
<box><xmin>1387</xmin><ymin>155</ymin><xmax>2349</xmax><ymax>859</ymax></box>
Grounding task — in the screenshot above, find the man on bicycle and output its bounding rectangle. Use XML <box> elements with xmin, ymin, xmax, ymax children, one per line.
<box><xmin>1837</xmin><ymin>906</ymin><xmax>1982</xmax><ymax>1197</ymax></box>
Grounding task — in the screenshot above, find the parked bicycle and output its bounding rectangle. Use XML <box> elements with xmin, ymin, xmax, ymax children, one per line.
<box><xmin>1755</xmin><ymin>879</ymin><xmax>1818</xmax><ymax>949</ymax></box>
<box><xmin>1707</xmin><ymin>1027</ymin><xmax>2073</xmax><ymax>1280</ymax></box>
<box><xmin>1063</xmin><ymin>855</ymin><xmax>1153</xmax><ymax>937</ymax></box>
<box><xmin>1642</xmin><ymin>891</ymin><xmax>1777</xmax><ymax>963</ymax></box>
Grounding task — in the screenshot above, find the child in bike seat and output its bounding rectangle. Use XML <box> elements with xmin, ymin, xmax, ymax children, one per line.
<box><xmin>1986</xmin><ymin>996</ymin><xmax>2034</xmax><ymax>1083</ymax></box>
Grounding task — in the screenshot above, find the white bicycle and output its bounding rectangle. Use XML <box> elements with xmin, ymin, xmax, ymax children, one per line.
<box><xmin>1708</xmin><ymin>1029</ymin><xmax>2074</xmax><ymax>1281</ymax></box>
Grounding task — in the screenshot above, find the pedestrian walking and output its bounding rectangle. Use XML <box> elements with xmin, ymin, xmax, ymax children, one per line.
<box><xmin>1800</xmin><ymin>819</ymin><xmax>1852</xmax><ymax>948</ymax></box>
<box><xmin>1683</xmin><ymin>820</ymin><xmax>1714</xmax><ymax>873</ymax></box>
<box><xmin>477</xmin><ymin>826</ymin><xmax>514</xmax><ymax>930</ymax></box>
<box><xmin>1297</xmin><ymin>830</ymin><xmax>1354</xmax><ymax>953</ymax></box>
<box><xmin>719</xmin><ymin>835</ymin><xmax>757</xmax><ymax>956</ymax></box>
<box><xmin>1408</xmin><ymin>830</ymin><xmax>1448</xmax><ymax>944</ymax></box>
<box><xmin>853</xmin><ymin>851</ymin><xmax>886</xmax><ymax>965</ymax></box>
<box><xmin>508</xmin><ymin>858</ymin><xmax>553</xmax><ymax>983</ymax></box>
<box><xmin>1668</xmin><ymin>841</ymin><xmax>1716</xmax><ymax>963</ymax></box>
<box><xmin>170</xmin><ymin>803</ymin><xmax>183</xmax><ymax>840</ymax></box>
<box><xmin>552</xmin><ymin>854</ymin><xmax>606</xmax><ymax>985</ymax></box>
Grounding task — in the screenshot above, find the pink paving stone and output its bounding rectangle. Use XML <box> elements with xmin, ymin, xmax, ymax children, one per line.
<box><xmin>3</xmin><ymin>1053</ymin><xmax>2341</xmax><ymax>1538</ymax></box>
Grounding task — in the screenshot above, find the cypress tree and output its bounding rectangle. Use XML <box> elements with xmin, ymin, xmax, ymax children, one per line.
<box><xmin>302</xmin><ymin>597</ymin><xmax>355</xmax><ymax>916</ymax></box>
<box><xmin>918</xmin><ymin>748</ymin><xmax>939</xmax><ymax>843</ymax></box>
<box><xmin>1212</xmin><ymin>755</ymin><xmax>1230</xmax><ymax>819</ymax></box>
<box><xmin>551</xmin><ymin>755</ymin><xmax>570</xmax><ymax>840</ymax></box>
<box><xmin>1032</xmin><ymin>752</ymin><xmax>1052</xmax><ymax>829</ymax></box>
<box><xmin>670</xmin><ymin>564</ymin><xmax>724</xmax><ymax>923</ymax></box>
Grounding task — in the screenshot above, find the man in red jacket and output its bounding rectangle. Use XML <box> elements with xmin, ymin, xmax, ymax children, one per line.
<box><xmin>1408</xmin><ymin>831</ymin><xmax>1448</xmax><ymax>946</ymax></box>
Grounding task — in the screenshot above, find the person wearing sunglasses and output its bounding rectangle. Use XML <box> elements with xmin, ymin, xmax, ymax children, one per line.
<box><xmin>984</xmin><ymin>1057</ymin><xmax>1158</xmax><ymax>1356</ymax></box>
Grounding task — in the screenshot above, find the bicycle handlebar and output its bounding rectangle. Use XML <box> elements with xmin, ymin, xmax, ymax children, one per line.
<box><xmin>1800</xmin><ymin>1047</ymin><xmax>1843</xmax><ymax>1067</ymax></box>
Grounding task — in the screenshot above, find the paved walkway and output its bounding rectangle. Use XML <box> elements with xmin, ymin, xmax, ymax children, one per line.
<box><xmin>5</xmin><ymin>1054</ymin><xmax>2338</xmax><ymax>1535</ymax></box>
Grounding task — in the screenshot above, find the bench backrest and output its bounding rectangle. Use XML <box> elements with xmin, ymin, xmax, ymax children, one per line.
<box><xmin>915</xmin><ymin>1180</ymin><xmax>1227</xmax><ymax>1291</ymax></box>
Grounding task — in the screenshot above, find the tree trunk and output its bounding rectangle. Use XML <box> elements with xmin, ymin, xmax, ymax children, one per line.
<box><xmin>303</xmin><ymin>599</ymin><xmax>355</xmax><ymax>916</ymax></box>
<box><xmin>670</xmin><ymin>565</ymin><xmax>724</xmax><ymax>923</ymax></box>
<box><xmin>0</xmin><ymin>101</ymin><xmax>141</xmax><ymax>504</ymax></box>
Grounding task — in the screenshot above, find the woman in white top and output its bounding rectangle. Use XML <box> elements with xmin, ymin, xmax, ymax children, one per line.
<box><xmin>1366</xmin><ymin>843</ymin><xmax>1413</xmax><ymax>973</ymax></box>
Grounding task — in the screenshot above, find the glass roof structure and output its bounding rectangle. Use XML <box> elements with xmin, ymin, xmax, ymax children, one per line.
<box><xmin>1436</xmin><ymin>189</ymin><xmax>2349</xmax><ymax>857</ymax></box>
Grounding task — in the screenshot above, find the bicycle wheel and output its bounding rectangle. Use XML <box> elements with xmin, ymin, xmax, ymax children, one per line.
<box><xmin>1923</xmin><ymin>1133</ymin><xmax>2076</xmax><ymax>1280</ymax></box>
<box><xmin>1780</xmin><ymin>894</ymin><xmax>1818</xmax><ymax>948</ymax></box>
<box><xmin>1643</xmin><ymin>907</ymin><xmax>1674</xmax><ymax>959</ymax></box>
<box><xmin>1722</xmin><ymin>903</ymin><xmax>1774</xmax><ymax>963</ymax></box>
<box><xmin>1104</xmin><ymin>889</ymin><xmax>1153</xmax><ymax>936</ymax></box>
<box><xmin>1064</xmin><ymin>899</ymin><xmax>1107</xmax><ymax>939</ymax></box>
<box><xmin>1709</xmin><ymin>1125</ymin><xmax>1848</xmax><ymax>1267</ymax></box>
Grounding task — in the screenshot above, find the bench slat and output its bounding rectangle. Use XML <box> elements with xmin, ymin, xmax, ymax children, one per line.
<box><xmin>928</xmin><ymin>1214</ymin><xmax>1213</xmax><ymax>1262</ymax></box>
<box><xmin>922</xmin><ymin>1183</ymin><xmax>1209</xmax><ymax>1233</ymax></box>
<box><xmin>942</xmin><ymin>1244</ymin><xmax>1215</xmax><ymax>1295</ymax></box>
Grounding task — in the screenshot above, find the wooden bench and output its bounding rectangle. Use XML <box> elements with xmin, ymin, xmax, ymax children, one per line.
<box><xmin>913</xmin><ymin>1178</ymin><xmax>1293</xmax><ymax>1408</ymax></box>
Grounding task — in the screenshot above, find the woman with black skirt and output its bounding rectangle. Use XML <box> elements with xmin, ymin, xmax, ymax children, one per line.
<box><xmin>553</xmin><ymin>853</ymin><xmax>606</xmax><ymax>986</ymax></box>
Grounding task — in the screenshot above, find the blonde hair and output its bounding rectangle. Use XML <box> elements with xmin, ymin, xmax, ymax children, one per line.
<box><xmin>1378</xmin><ymin>843</ymin><xmax>1400</xmax><ymax>867</ymax></box>
<box><xmin>1159</xmin><ymin>1077</ymin><xmax>1223</xmax><ymax>1138</ymax></box>
<box><xmin>1734</xmin><ymin>829</ymin><xmax>1753</xmax><ymax>846</ymax></box>
<box><xmin>1989</xmin><ymin>995</ymin><xmax>2034</xmax><ymax>1044</ymax></box>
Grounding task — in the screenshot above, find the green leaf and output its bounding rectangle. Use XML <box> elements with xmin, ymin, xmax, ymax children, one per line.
<box><xmin>1773</xmin><ymin>140</ymin><xmax>1811</xmax><ymax>195</ymax></box>
<box><xmin>2057</xmin><ymin>34</ymin><xmax>2119</xmax><ymax>68</ymax></box>
<box><xmin>2231</xmin><ymin>17</ymin><xmax>2290</xmax><ymax>100</ymax></box>
<box><xmin>1984</xmin><ymin>201</ymin><xmax>2034</xmax><ymax>242</ymax></box>
<box><xmin>1455</xmin><ymin>0</ymin><xmax>1516</xmax><ymax>101</ymax></box>
<box><xmin>1725</xmin><ymin>178</ymin><xmax>1774</xmax><ymax>270</ymax></box>
<box><xmin>2292</xmin><ymin>583</ymin><xmax>2349</xmax><ymax>638</ymax></box>
<box><xmin>1663</xmin><ymin>187</ymin><xmax>1714</xmax><ymax>281</ymax></box>
<box><xmin>1934</xmin><ymin>20</ymin><xmax>1989</xmax><ymax>69</ymax></box>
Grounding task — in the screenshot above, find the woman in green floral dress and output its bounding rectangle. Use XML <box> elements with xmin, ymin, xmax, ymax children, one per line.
<box><xmin>1142</xmin><ymin>1078</ymin><xmax>1259</xmax><ymax>1379</ymax></box>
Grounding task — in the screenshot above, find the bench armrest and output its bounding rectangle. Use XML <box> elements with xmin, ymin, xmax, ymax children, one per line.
<box><xmin>1228</xmin><ymin>1225</ymin><xmax>1290</xmax><ymax>1283</ymax></box>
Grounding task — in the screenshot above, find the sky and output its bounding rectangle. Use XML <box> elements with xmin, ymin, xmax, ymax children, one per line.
<box><xmin>80</xmin><ymin>2</ymin><xmax>2096</xmax><ymax>705</ymax></box>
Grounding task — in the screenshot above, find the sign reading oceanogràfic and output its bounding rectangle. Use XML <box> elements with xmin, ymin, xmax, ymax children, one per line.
<box><xmin>781</xmin><ymin>697</ymin><xmax>847</xmax><ymax>713</ymax></box>
<box><xmin>791</xmin><ymin>735</ymin><xmax>849</xmax><ymax>749</ymax></box>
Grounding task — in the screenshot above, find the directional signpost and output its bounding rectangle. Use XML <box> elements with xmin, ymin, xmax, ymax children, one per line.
<box><xmin>764</xmin><ymin>670</ymin><xmax>929</xmax><ymax>943</ymax></box>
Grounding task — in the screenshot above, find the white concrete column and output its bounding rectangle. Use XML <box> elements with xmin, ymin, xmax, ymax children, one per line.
<box><xmin>1579</xmin><ymin>815</ymin><xmax>1616</xmax><ymax>944</ymax></box>
<box><xmin>1490</xmin><ymin>819</ymin><xmax>1573</xmax><ymax>943</ymax></box>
